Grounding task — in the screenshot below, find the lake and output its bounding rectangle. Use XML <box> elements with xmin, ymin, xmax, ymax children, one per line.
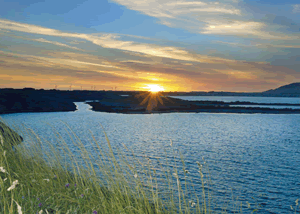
<box><xmin>170</xmin><ymin>96</ymin><xmax>300</xmax><ymax>110</ymax></box>
<box><xmin>169</xmin><ymin>96</ymin><xmax>300</xmax><ymax>104</ymax></box>
<box><xmin>2</xmin><ymin>96</ymin><xmax>300</xmax><ymax>213</ymax></box>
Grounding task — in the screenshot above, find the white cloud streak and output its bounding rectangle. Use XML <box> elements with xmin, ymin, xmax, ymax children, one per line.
<box><xmin>33</xmin><ymin>38</ymin><xmax>84</xmax><ymax>51</ymax></box>
<box><xmin>202</xmin><ymin>21</ymin><xmax>296</xmax><ymax>39</ymax></box>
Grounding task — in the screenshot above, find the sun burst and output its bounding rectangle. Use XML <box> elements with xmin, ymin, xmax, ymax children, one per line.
<box><xmin>144</xmin><ymin>84</ymin><xmax>165</xmax><ymax>93</ymax></box>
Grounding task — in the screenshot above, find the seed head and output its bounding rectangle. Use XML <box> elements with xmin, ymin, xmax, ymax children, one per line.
<box><xmin>0</xmin><ymin>134</ymin><xmax>3</xmax><ymax>146</ymax></box>
<box><xmin>0</xmin><ymin>167</ymin><xmax>6</xmax><ymax>173</ymax></box>
<box><xmin>7</xmin><ymin>180</ymin><xmax>19</xmax><ymax>191</ymax></box>
<box><xmin>172</xmin><ymin>173</ymin><xmax>178</xmax><ymax>179</ymax></box>
<box><xmin>13</xmin><ymin>200</ymin><xmax>22</xmax><ymax>214</ymax></box>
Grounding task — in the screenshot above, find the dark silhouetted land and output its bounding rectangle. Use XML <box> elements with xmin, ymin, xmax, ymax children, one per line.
<box><xmin>1</xmin><ymin>82</ymin><xmax>300</xmax><ymax>115</ymax></box>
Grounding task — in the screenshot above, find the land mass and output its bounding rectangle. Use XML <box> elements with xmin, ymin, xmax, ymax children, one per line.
<box><xmin>86</xmin><ymin>94</ymin><xmax>300</xmax><ymax>114</ymax></box>
<box><xmin>0</xmin><ymin>82</ymin><xmax>300</xmax><ymax>115</ymax></box>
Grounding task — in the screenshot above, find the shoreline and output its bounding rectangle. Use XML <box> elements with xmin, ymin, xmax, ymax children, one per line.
<box><xmin>87</xmin><ymin>102</ymin><xmax>300</xmax><ymax>114</ymax></box>
<box><xmin>1</xmin><ymin>88</ymin><xmax>300</xmax><ymax>115</ymax></box>
<box><xmin>86</xmin><ymin>95</ymin><xmax>300</xmax><ymax>114</ymax></box>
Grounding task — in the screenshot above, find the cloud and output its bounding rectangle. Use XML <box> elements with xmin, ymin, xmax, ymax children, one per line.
<box><xmin>293</xmin><ymin>4</ymin><xmax>300</xmax><ymax>13</ymax></box>
<box><xmin>201</xmin><ymin>21</ymin><xmax>293</xmax><ymax>39</ymax></box>
<box><xmin>215</xmin><ymin>40</ymin><xmax>300</xmax><ymax>49</ymax></box>
<box><xmin>1</xmin><ymin>45</ymin><xmax>299</xmax><ymax>92</ymax></box>
<box><xmin>113</xmin><ymin>50</ymin><xmax>300</xmax><ymax>91</ymax></box>
<box><xmin>111</xmin><ymin>0</ymin><xmax>300</xmax><ymax>40</ymax></box>
<box><xmin>0</xmin><ymin>19</ymin><xmax>201</xmax><ymax>62</ymax></box>
<box><xmin>69</xmin><ymin>40</ymin><xmax>86</xmax><ymax>44</ymax></box>
<box><xmin>0</xmin><ymin>19</ymin><xmax>241</xmax><ymax>64</ymax></box>
<box><xmin>0</xmin><ymin>50</ymin><xmax>126</xmax><ymax>78</ymax></box>
<box><xmin>1</xmin><ymin>19</ymin><xmax>300</xmax><ymax>91</ymax></box>
<box><xmin>0</xmin><ymin>50</ymin><xmax>142</xmax><ymax>90</ymax></box>
<box><xmin>111</xmin><ymin>0</ymin><xmax>243</xmax><ymax>34</ymax></box>
<box><xmin>203</xmin><ymin>21</ymin><xmax>264</xmax><ymax>36</ymax></box>
<box><xmin>1</xmin><ymin>18</ymin><xmax>299</xmax><ymax>68</ymax></box>
<box><xmin>33</xmin><ymin>38</ymin><xmax>84</xmax><ymax>51</ymax></box>
<box><xmin>113</xmin><ymin>0</ymin><xmax>241</xmax><ymax>17</ymax></box>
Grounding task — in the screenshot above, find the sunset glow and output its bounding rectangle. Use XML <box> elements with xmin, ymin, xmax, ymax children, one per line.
<box><xmin>144</xmin><ymin>84</ymin><xmax>165</xmax><ymax>93</ymax></box>
<box><xmin>0</xmin><ymin>0</ymin><xmax>300</xmax><ymax>92</ymax></box>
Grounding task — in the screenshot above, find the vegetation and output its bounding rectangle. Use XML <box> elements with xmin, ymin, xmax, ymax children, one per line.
<box><xmin>0</xmin><ymin>120</ymin><xmax>298</xmax><ymax>213</ymax></box>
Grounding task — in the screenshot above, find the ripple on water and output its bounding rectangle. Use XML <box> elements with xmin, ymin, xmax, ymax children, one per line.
<box><xmin>2</xmin><ymin>101</ymin><xmax>300</xmax><ymax>213</ymax></box>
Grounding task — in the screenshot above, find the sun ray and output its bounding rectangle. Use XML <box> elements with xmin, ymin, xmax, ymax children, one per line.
<box><xmin>134</xmin><ymin>89</ymin><xmax>174</xmax><ymax>113</ymax></box>
<box><xmin>143</xmin><ymin>84</ymin><xmax>165</xmax><ymax>93</ymax></box>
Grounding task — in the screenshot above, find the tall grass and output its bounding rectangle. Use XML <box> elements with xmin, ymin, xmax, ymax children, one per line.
<box><xmin>0</xmin><ymin>120</ymin><xmax>293</xmax><ymax>213</ymax></box>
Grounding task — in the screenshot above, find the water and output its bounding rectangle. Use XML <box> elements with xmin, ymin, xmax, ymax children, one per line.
<box><xmin>229</xmin><ymin>105</ymin><xmax>300</xmax><ymax>109</ymax></box>
<box><xmin>2</xmin><ymin>97</ymin><xmax>300</xmax><ymax>213</ymax></box>
<box><xmin>170</xmin><ymin>96</ymin><xmax>300</xmax><ymax>104</ymax></box>
<box><xmin>170</xmin><ymin>96</ymin><xmax>300</xmax><ymax>110</ymax></box>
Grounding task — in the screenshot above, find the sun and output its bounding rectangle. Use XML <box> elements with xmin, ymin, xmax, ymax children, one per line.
<box><xmin>144</xmin><ymin>84</ymin><xmax>165</xmax><ymax>93</ymax></box>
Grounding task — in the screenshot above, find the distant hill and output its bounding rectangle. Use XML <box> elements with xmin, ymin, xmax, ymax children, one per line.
<box><xmin>263</xmin><ymin>83</ymin><xmax>300</xmax><ymax>96</ymax></box>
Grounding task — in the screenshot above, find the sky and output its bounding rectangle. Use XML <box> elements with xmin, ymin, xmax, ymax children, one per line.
<box><xmin>0</xmin><ymin>0</ymin><xmax>300</xmax><ymax>92</ymax></box>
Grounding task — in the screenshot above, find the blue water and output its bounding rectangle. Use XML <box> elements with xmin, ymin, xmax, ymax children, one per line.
<box><xmin>170</xmin><ymin>96</ymin><xmax>300</xmax><ymax>104</ymax></box>
<box><xmin>2</xmin><ymin>97</ymin><xmax>300</xmax><ymax>213</ymax></box>
<box><xmin>229</xmin><ymin>105</ymin><xmax>300</xmax><ymax>109</ymax></box>
<box><xmin>170</xmin><ymin>96</ymin><xmax>300</xmax><ymax>110</ymax></box>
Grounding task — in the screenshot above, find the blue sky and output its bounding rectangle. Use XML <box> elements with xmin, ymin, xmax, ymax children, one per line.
<box><xmin>0</xmin><ymin>0</ymin><xmax>300</xmax><ymax>91</ymax></box>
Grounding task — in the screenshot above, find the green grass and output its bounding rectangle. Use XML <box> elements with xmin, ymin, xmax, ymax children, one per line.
<box><xmin>0</xmin><ymin>120</ymin><xmax>297</xmax><ymax>214</ymax></box>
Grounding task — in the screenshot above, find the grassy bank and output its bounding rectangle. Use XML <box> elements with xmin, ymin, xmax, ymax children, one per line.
<box><xmin>0</xmin><ymin>120</ymin><xmax>286</xmax><ymax>213</ymax></box>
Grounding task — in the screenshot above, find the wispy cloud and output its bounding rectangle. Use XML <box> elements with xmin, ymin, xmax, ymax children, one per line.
<box><xmin>0</xmin><ymin>19</ymin><xmax>199</xmax><ymax>62</ymax></box>
<box><xmin>0</xmin><ymin>19</ymin><xmax>239</xmax><ymax>63</ymax></box>
<box><xmin>1</xmin><ymin>18</ymin><xmax>300</xmax><ymax>91</ymax></box>
<box><xmin>1</xmin><ymin>45</ymin><xmax>299</xmax><ymax>92</ymax></box>
<box><xmin>293</xmin><ymin>4</ymin><xmax>300</xmax><ymax>13</ymax></box>
<box><xmin>111</xmin><ymin>0</ymin><xmax>300</xmax><ymax>40</ymax></box>
<box><xmin>203</xmin><ymin>20</ymin><xmax>299</xmax><ymax>40</ymax></box>
<box><xmin>33</xmin><ymin>38</ymin><xmax>84</xmax><ymax>51</ymax></box>
<box><xmin>111</xmin><ymin>0</ymin><xmax>243</xmax><ymax>35</ymax></box>
<box><xmin>113</xmin><ymin>0</ymin><xmax>241</xmax><ymax>18</ymax></box>
<box><xmin>1</xmin><ymin>18</ymin><xmax>299</xmax><ymax>66</ymax></box>
<box><xmin>215</xmin><ymin>40</ymin><xmax>300</xmax><ymax>49</ymax></box>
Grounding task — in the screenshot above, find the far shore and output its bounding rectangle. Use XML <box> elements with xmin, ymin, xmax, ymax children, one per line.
<box><xmin>86</xmin><ymin>101</ymin><xmax>300</xmax><ymax>114</ymax></box>
<box><xmin>1</xmin><ymin>88</ymin><xmax>300</xmax><ymax>115</ymax></box>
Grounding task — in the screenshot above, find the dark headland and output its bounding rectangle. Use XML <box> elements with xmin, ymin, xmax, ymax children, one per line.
<box><xmin>1</xmin><ymin>82</ymin><xmax>300</xmax><ymax>115</ymax></box>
